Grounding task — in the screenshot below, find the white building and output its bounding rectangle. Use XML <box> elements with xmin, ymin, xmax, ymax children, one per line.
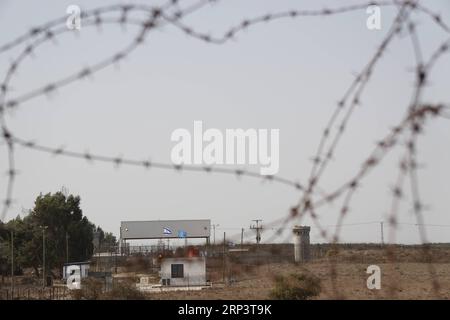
<box><xmin>160</xmin><ymin>257</ymin><xmax>206</xmax><ymax>287</ymax></box>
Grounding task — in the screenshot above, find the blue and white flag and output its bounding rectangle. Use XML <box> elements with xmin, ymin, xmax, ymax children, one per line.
<box><xmin>163</xmin><ymin>227</ymin><xmax>172</xmax><ymax>235</ymax></box>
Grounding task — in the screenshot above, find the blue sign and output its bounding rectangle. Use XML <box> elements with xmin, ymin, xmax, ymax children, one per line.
<box><xmin>178</xmin><ymin>230</ymin><xmax>187</xmax><ymax>238</ymax></box>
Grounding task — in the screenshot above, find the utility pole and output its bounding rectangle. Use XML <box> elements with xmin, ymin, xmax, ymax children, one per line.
<box><xmin>212</xmin><ymin>224</ymin><xmax>219</xmax><ymax>246</ymax></box>
<box><xmin>42</xmin><ymin>226</ymin><xmax>47</xmax><ymax>288</ymax></box>
<box><xmin>250</xmin><ymin>220</ymin><xmax>263</xmax><ymax>245</ymax></box>
<box><xmin>66</xmin><ymin>232</ymin><xmax>69</xmax><ymax>264</ymax></box>
<box><xmin>119</xmin><ymin>227</ymin><xmax>122</xmax><ymax>256</ymax></box>
<box><xmin>241</xmin><ymin>228</ymin><xmax>244</xmax><ymax>248</ymax></box>
<box><xmin>114</xmin><ymin>244</ymin><xmax>117</xmax><ymax>274</ymax></box>
<box><xmin>380</xmin><ymin>221</ymin><xmax>384</xmax><ymax>245</ymax></box>
<box><xmin>222</xmin><ymin>232</ymin><xmax>226</xmax><ymax>283</ymax></box>
<box><xmin>11</xmin><ymin>230</ymin><xmax>14</xmax><ymax>297</ymax></box>
<box><xmin>43</xmin><ymin>228</ymin><xmax>45</xmax><ymax>287</ymax></box>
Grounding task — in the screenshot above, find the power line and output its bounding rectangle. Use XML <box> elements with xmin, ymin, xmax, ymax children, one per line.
<box><xmin>250</xmin><ymin>219</ymin><xmax>263</xmax><ymax>245</ymax></box>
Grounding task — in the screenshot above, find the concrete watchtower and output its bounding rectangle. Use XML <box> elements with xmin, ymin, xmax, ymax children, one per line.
<box><xmin>293</xmin><ymin>226</ymin><xmax>311</xmax><ymax>263</ymax></box>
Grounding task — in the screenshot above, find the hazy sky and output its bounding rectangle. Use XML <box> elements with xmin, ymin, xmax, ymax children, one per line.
<box><xmin>0</xmin><ymin>0</ymin><xmax>449</xmax><ymax>244</ymax></box>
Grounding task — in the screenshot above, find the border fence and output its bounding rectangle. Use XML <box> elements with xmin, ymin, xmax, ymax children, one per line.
<box><xmin>1</xmin><ymin>286</ymin><xmax>68</xmax><ymax>300</ymax></box>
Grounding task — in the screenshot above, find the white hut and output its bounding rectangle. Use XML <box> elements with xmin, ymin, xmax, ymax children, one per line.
<box><xmin>160</xmin><ymin>257</ymin><xmax>206</xmax><ymax>287</ymax></box>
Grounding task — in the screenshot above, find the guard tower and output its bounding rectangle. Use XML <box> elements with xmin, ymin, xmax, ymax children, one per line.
<box><xmin>293</xmin><ymin>226</ymin><xmax>311</xmax><ymax>263</ymax></box>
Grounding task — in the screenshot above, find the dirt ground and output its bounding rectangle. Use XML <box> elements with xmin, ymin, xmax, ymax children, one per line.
<box><xmin>148</xmin><ymin>261</ymin><xmax>450</xmax><ymax>300</ymax></box>
<box><xmin>3</xmin><ymin>245</ymin><xmax>450</xmax><ymax>300</ymax></box>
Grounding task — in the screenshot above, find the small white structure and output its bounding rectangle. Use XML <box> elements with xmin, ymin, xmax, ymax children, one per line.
<box><xmin>62</xmin><ymin>261</ymin><xmax>90</xmax><ymax>280</ymax></box>
<box><xmin>160</xmin><ymin>257</ymin><xmax>206</xmax><ymax>287</ymax></box>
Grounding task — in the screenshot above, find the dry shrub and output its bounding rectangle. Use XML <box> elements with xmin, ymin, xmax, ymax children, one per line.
<box><xmin>17</xmin><ymin>276</ymin><xmax>39</xmax><ymax>286</ymax></box>
<box><xmin>325</xmin><ymin>246</ymin><xmax>339</xmax><ymax>258</ymax></box>
<box><xmin>102</xmin><ymin>281</ymin><xmax>146</xmax><ymax>300</ymax></box>
<box><xmin>70</xmin><ymin>289</ymin><xmax>83</xmax><ymax>300</ymax></box>
<box><xmin>70</xmin><ymin>278</ymin><xmax>103</xmax><ymax>300</ymax></box>
<box><xmin>70</xmin><ymin>278</ymin><xmax>146</xmax><ymax>300</ymax></box>
<box><xmin>270</xmin><ymin>272</ymin><xmax>321</xmax><ymax>300</ymax></box>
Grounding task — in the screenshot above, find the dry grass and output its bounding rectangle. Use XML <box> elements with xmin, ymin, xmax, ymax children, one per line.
<box><xmin>148</xmin><ymin>246</ymin><xmax>450</xmax><ymax>300</ymax></box>
<box><xmin>3</xmin><ymin>245</ymin><xmax>449</xmax><ymax>300</ymax></box>
<box><xmin>146</xmin><ymin>262</ymin><xmax>450</xmax><ymax>300</ymax></box>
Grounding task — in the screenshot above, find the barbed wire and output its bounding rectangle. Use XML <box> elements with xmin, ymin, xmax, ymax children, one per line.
<box><xmin>1</xmin><ymin>0</ymin><xmax>449</xmax><ymax>298</ymax></box>
<box><xmin>10</xmin><ymin>134</ymin><xmax>304</xmax><ymax>190</ymax></box>
<box><xmin>224</xmin><ymin>0</ymin><xmax>450</xmax><ymax>298</ymax></box>
<box><xmin>1</xmin><ymin>0</ymin><xmax>412</xmax><ymax>219</ymax></box>
<box><xmin>0</xmin><ymin>0</ymin><xmax>213</xmax><ymax>219</ymax></box>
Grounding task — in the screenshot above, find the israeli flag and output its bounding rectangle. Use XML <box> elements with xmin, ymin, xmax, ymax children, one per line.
<box><xmin>163</xmin><ymin>227</ymin><xmax>172</xmax><ymax>235</ymax></box>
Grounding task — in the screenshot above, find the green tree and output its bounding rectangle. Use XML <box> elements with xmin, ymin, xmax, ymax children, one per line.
<box><xmin>103</xmin><ymin>232</ymin><xmax>117</xmax><ymax>248</ymax></box>
<box><xmin>95</xmin><ymin>226</ymin><xmax>118</xmax><ymax>251</ymax></box>
<box><xmin>0</xmin><ymin>216</ymin><xmax>29</xmax><ymax>276</ymax></box>
<box><xmin>0</xmin><ymin>192</ymin><xmax>115</xmax><ymax>279</ymax></box>
<box><xmin>0</xmin><ymin>221</ymin><xmax>11</xmax><ymax>278</ymax></box>
<box><xmin>25</xmin><ymin>192</ymin><xmax>96</xmax><ymax>276</ymax></box>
